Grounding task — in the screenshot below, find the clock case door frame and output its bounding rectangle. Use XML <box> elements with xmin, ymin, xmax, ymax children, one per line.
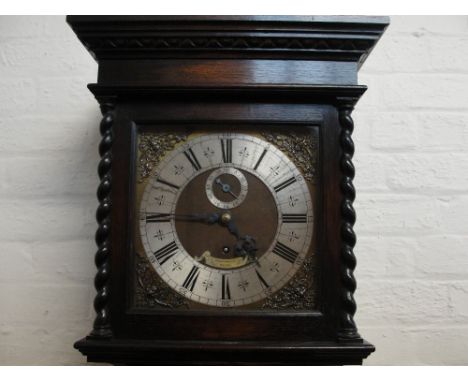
<box><xmin>108</xmin><ymin>98</ymin><xmax>351</xmax><ymax>343</ymax></box>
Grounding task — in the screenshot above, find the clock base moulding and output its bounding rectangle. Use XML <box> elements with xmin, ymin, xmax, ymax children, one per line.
<box><xmin>74</xmin><ymin>338</ymin><xmax>375</xmax><ymax>365</ymax></box>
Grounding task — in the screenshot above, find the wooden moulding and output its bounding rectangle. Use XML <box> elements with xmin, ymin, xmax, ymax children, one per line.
<box><xmin>67</xmin><ymin>16</ymin><xmax>389</xmax><ymax>87</ymax></box>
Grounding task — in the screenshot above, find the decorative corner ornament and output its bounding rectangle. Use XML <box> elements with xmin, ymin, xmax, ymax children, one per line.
<box><xmin>261</xmin><ymin>255</ymin><xmax>317</xmax><ymax>310</ymax></box>
<box><xmin>261</xmin><ymin>130</ymin><xmax>318</xmax><ymax>183</ymax></box>
<box><xmin>138</xmin><ymin>132</ymin><xmax>188</xmax><ymax>181</ymax></box>
<box><xmin>135</xmin><ymin>254</ymin><xmax>190</xmax><ymax>309</ymax></box>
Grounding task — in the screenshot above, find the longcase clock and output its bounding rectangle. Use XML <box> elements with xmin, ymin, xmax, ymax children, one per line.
<box><xmin>67</xmin><ymin>15</ymin><xmax>389</xmax><ymax>365</ymax></box>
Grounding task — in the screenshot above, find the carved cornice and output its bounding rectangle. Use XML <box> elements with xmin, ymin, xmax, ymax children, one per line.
<box><xmin>88</xmin><ymin>105</ymin><xmax>114</xmax><ymax>339</ymax></box>
<box><xmin>67</xmin><ymin>16</ymin><xmax>389</xmax><ymax>65</ymax></box>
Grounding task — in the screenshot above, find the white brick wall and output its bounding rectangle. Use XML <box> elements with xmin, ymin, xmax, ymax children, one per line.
<box><xmin>0</xmin><ymin>16</ymin><xmax>467</xmax><ymax>365</ymax></box>
<box><xmin>354</xmin><ymin>16</ymin><xmax>468</xmax><ymax>366</ymax></box>
<box><xmin>0</xmin><ymin>15</ymin><xmax>99</xmax><ymax>365</ymax></box>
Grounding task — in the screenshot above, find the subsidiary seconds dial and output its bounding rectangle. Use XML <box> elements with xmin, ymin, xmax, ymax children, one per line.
<box><xmin>139</xmin><ymin>133</ymin><xmax>313</xmax><ymax>307</ymax></box>
<box><xmin>205</xmin><ymin>167</ymin><xmax>248</xmax><ymax>209</ymax></box>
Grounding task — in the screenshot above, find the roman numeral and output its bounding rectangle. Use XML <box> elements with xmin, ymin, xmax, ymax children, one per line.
<box><xmin>156</xmin><ymin>178</ymin><xmax>180</xmax><ymax>190</ymax></box>
<box><xmin>183</xmin><ymin>148</ymin><xmax>201</xmax><ymax>171</ymax></box>
<box><xmin>221</xmin><ymin>138</ymin><xmax>232</xmax><ymax>163</ymax></box>
<box><xmin>253</xmin><ymin>149</ymin><xmax>267</xmax><ymax>170</ymax></box>
<box><xmin>274</xmin><ymin>176</ymin><xmax>297</xmax><ymax>193</ymax></box>
<box><xmin>182</xmin><ymin>265</ymin><xmax>200</xmax><ymax>292</ymax></box>
<box><xmin>146</xmin><ymin>213</ymin><xmax>171</xmax><ymax>223</ymax></box>
<box><xmin>221</xmin><ymin>274</ymin><xmax>231</xmax><ymax>300</ymax></box>
<box><xmin>272</xmin><ymin>242</ymin><xmax>299</xmax><ymax>263</ymax></box>
<box><xmin>255</xmin><ymin>269</ymin><xmax>269</xmax><ymax>289</ymax></box>
<box><xmin>154</xmin><ymin>241</ymin><xmax>178</xmax><ymax>265</ymax></box>
<box><xmin>282</xmin><ymin>213</ymin><xmax>307</xmax><ymax>223</ymax></box>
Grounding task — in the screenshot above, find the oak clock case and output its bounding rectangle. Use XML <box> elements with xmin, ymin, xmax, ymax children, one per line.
<box><xmin>134</xmin><ymin>127</ymin><xmax>319</xmax><ymax>311</ymax></box>
<box><xmin>67</xmin><ymin>15</ymin><xmax>389</xmax><ymax>365</ymax></box>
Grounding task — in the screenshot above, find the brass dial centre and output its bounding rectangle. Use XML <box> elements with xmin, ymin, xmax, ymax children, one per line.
<box><xmin>221</xmin><ymin>212</ymin><xmax>232</xmax><ymax>224</ymax></box>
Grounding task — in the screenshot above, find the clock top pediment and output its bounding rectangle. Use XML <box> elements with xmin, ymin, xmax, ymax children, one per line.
<box><xmin>67</xmin><ymin>15</ymin><xmax>389</xmax><ymax>67</ymax></box>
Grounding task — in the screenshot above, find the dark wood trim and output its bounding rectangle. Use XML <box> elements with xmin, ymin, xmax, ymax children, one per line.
<box><xmin>96</xmin><ymin>59</ymin><xmax>358</xmax><ymax>87</ymax></box>
<box><xmin>87</xmin><ymin>102</ymin><xmax>115</xmax><ymax>340</ymax></box>
<box><xmin>87</xmin><ymin>84</ymin><xmax>367</xmax><ymax>106</ymax></box>
<box><xmin>66</xmin><ymin>15</ymin><xmax>389</xmax><ymax>66</ymax></box>
<box><xmin>336</xmin><ymin>98</ymin><xmax>361</xmax><ymax>342</ymax></box>
<box><xmin>74</xmin><ymin>338</ymin><xmax>375</xmax><ymax>365</ymax></box>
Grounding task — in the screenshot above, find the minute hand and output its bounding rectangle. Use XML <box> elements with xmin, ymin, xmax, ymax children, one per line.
<box><xmin>145</xmin><ymin>212</ymin><xmax>220</xmax><ymax>224</ymax></box>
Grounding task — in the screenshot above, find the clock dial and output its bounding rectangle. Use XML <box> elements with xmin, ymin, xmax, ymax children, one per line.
<box><xmin>139</xmin><ymin>133</ymin><xmax>314</xmax><ymax>307</ymax></box>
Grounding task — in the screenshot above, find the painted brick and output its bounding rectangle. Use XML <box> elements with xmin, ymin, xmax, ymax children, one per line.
<box><xmin>363</xmin><ymin>34</ymin><xmax>432</xmax><ymax>74</ymax></box>
<box><xmin>354</xmin><ymin>74</ymin><xmax>382</xmax><ymax>111</ymax></box>
<box><xmin>414</xmin><ymin>235</ymin><xmax>468</xmax><ymax>279</ymax></box>
<box><xmin>410</xmin><ymin>328</ymin><xmax>468</xmax><ymax>365</ymax></box>
<box><xmin>356</xmin><ymin>280</ymin><xmax>451</xmax><ymax>326</ymax></box>
<box><xmin>362</xmin><ymin>326</ymin><xmax>468</xmax><ymax>365</ymax></box>
<box><xmin>428</xmin><ymin>36</ymin><xmax>468</xmax><ymax>72</ymax></box>
<box><xmin>354</xmin><ymin>236</ymin><xmax>417</xmax><ymax>279</ymax></box>
<box><xmin>1</xmin><ymin>154</ymin><xmax>98</xmax><ymax>197</ymax></box>
<box><xmin>351</xmin><ymin>112</ymin><xmax>373</xmax><ymax>151</ymax></box>
<box><xmin>355</xmin><ymin>194</ymin><xmax>438</xmax><ymax>235</ymax></box>
<box><xmin>369</xmin><ymin>112</ymin><xmax>419</xmax><ymax>149</ymax></box>
<box><xmin>356</xmin><ymin>235</ymin><xmax>468</xmax><ymax>282</ymax></box>
<box><xmin>0</xmin><ymin>16</ymin><xmax>48</xmax><ymax>38</ymax></box>
<box><xmin>378</xmin><ymin>73</ymin><xmax>468</xmax><ymax>110</ymax></box>
<box><xmin>386</xmin><ymin>153</ymin><xmax>468</xmax><ymax>192</ymax></box>
<box><xmin>448</xmin><ymin>283</ymin><xmax>468</xmax><ymax>318</ymax></box>
<box><xmin>0</xmin><ymin>114</ymin><xmax>101</xmax><ymax>153</ymax></box>
<box><xmin>417</xmin><ymin>112</ymin><xmax>468</xmax><ymax>151</ymax></box>
<box><xmin>0</xmin><ymin>284</ymin><xmax>94</xmax><ymax>325</ymax></box>
<box><xmin>30</xmin><ymin>240</ymin><xmax>96</xmax><ymax>284</ymax></box>
<box><xmin>0</xmin><ymin>199</ymin><xmax>95</xmax><ymax>242</ymax></box>
<box><xmin>359</xmin><ymin>327</ymin><xmax>418</xmax><ymax>365</ymax></box>
<box><xmin>354</xmin><ymin>153</ymin><xmax>391</xmax><ymax>192</ymax></box>
<box><xmin>35</xmin><ymin>77</ymin><xmax>95</xmax><ymax>115</ymax></box>
<box><xmin>0</xmin><ymin>37</ymin><xmax>96</xmax><ymax>77</ymax></box>
<box><xmin>389</xmin><ymin>16</ymin><xmax>468</xmax><ymax>35</ymax></box>
<box><xmin>0</xmin><ymin>79</ymin><xmax>37</xmax><ymax>116</ymax></box>
<box><xmin>0</xmin><ymin>325</ymin><xmax>89</xmax><ymax>365</ymax></box>
<box><xmin>435</xmin><ymin>196</ymin><xmax>468</xmax><ymax>235</ymax></box>
<box><xmin>0</xmin><ymin>242</ymin><xmax>34</xmax><ymax>281</ymax></box>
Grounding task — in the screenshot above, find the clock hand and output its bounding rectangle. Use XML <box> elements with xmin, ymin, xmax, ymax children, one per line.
<box><xmin>147</xmin><ymin>211</ymin><xmax>244</xmax><ymax>237</ymax></box>
<box><xmin>148</xmin><ymin>210</ymin><xmax>259</xmax><ymax>264</ymax></box>
<box><xmin>145</xmin><ymin>212</ymin><xmax>220</xmax><ymax>224</ymax></box>
<box><xmin>219</xmin><ymin>212</ymin><xmax>240</xmax><ymax>239</ymax></box>
<box><xmin>235</xmin><ymin>235</ymin><xmax>259</xmax><ymax>263</ymax></box>
<box><xmin>215</xmin><ymin>178</ymin><xmax>239</xmax><ymax>199</ymax></box>
<box><xmin>220</xmin><ymin>212</ymin><xmax>258</xmax><ymax>262</ymax></box>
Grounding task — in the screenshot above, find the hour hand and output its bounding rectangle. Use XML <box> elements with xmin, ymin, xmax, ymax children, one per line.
<box><xmin>235</xmin><ymin>235</ymin><xmax>258</xmax><ymax>263</ymax></box>
<box><xmin>215</xmin><ymin>178</ymin><xmax>239</xmax><ymax>199</ymax></box>
<box><xmin>144</xmin><ymin>212</ymin><xmax>220</xmax><ymax>224</ymax></box>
